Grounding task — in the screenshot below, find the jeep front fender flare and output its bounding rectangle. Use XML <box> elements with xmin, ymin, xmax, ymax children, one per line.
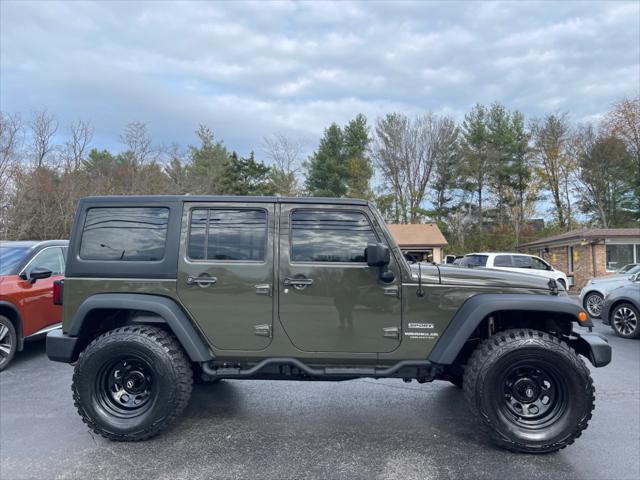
<box><xmin>427</xmin><ymin>293</ymin><xmax>591</xmax><ymax>365</ymax></box>
<box><xmin>68</xmin><ymin>293</ymin><xmax>213</xmax><ymax>362</ymax></box>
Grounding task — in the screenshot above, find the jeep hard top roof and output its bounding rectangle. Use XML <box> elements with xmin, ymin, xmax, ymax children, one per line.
<box><xmin>80</xmin><ymin>195</ymin><xmax>370</xmax><ymax>206</ymax></box>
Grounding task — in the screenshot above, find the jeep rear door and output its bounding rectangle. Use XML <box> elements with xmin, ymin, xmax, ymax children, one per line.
<box><xmin>177</xmin><ymin>202</ymin><xmax>275</xmax><ymax>351</ymax></box>
<box><xmin>277</xmin><ymin>204</ymin><xmax>402</xmax><ymax>353</ymax></box>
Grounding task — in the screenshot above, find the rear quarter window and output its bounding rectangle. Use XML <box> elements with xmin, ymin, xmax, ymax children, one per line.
<box><xmin>79</xmin><ymin>207</ymin><xmax>169</xmax><ymax>261</ymax></box>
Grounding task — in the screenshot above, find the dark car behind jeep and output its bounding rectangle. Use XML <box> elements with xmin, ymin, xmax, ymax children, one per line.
<box><xmin>47</xmin><ymin>196</ymin><xmax>610</xmax><ymax>453</ymax></box>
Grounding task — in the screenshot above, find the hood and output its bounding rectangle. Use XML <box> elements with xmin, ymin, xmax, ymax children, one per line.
<box><xmin>436</xmin><ymin>265</ymin><xmax>554</xmax><ymax>291</ymax></box>
<box><xmin>589</xmin><ymin>274</ymin><xmax>630</xmax><ymax>285</ymax></box>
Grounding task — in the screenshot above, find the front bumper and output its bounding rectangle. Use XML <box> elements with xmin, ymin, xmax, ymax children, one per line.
<box><xmin>569</xmin><ymin>332</ymin><xmax>612</xmax><ymax>367</ymax></box>
<box><xmin>46</xmin><ymin>329</ymin><xmax>79</xmax><ymax>363</ymax></box>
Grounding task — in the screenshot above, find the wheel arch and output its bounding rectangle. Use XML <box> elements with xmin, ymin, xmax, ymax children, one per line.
<box><xmin>428</xmin><ymin>293</ymin><xmax>591</xmax><ymax>366</ymax></box>
<box><xmin>67</xmin><ymin>293</ymin><xmax>213</xmax><ymax>363</ymax></box>
<box><xmin>0</xmin><ymin>301</ymin><xmax>24</xmax><ymax>351</ymax></box>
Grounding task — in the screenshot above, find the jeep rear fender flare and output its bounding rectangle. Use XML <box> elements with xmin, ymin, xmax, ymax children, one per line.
<box><xmin>68</xmin><ymin>293</ymin><xmax>212</xmax><ymax>362</ymax></box>
<box><xmin>428</xmin><ymin>293</ymin><xmax>589</xmax><ymax>365</ymax></box>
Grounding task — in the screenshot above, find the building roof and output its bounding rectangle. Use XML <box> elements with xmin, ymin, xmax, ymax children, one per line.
<box><xmin>520</xmin><ymin>228</ymin><xmax>640</xmax><ymax>248</ymax></box>
<box><xmin>387</xmin><ymin>223</ymin><xmax>448</xmax><ymax>248</ymax></box>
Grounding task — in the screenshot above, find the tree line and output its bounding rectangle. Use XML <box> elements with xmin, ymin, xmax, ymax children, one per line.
<box><xmin>0</xmin><ymin>95</ymin><xmax>637</xmax><ymax>252</ymax></box>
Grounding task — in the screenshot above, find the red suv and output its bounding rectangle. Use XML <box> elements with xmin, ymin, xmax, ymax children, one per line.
<box><xmin>0</xmin><ymin>240</ymin><xmax>68</xmax><ymax>370</ymax></box>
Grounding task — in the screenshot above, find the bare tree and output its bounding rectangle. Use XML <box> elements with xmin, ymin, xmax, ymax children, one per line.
<box><xmin>372</xmin><ymin>112</ymin><xmax>454</xmax><ymax>223</ymax></box>
<box><xmin>64</xmin><ymin>120</ymin><xmax>94</xmax><ymax>170</ymax></box>
<box><xmin>29</xmin><ymin>108</ymin><xmax>58</xmax><ymax>167</ymax></box>
<box><xmin>0</xmin><ymin>112</ymin><xmax>22</xmax><ymax>191</ymax></box>
<box><xmin>604</xmin><ymin>95</ymin><xmax>640</xmax><ymax>173</ymax></box>
<box><xmin>120</xmin><ymin>121</ymin><xmax>154</xmax><ymax>167</ymax></box>
<box><xmin>263</xmin><ymin>133</ymin><xmax>302</xmax><ymax>196</ymax></box>
<box><xmin>530</xmin><ymin>113</ymin><xmax>575</xmax><ymax>230</ymax></box>
<box><xmin>0</xmin><ymin>112</ymin><xmax>24</xmax><ymax>236</ymax></box>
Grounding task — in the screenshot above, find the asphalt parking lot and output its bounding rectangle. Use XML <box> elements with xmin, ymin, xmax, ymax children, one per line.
<box><xmin>1</xmin><ymin>321</ymin><xmax>638</xmax><ymax>480</ymax></box>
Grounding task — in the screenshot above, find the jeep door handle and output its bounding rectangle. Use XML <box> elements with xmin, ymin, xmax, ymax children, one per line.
<box><xmin>283</xmin><ymin>277</ymin><xmax>313</xmax><ymax>287</ymax></box>
<box><xmin>186</xmin><ymin>275</ymin><xmax>217</xmax><ymax>286</ymax></box>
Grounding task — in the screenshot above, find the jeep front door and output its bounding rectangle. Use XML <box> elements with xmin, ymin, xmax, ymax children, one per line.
<box><xmin>278</xmin><ymin>205</ymin><xmax>402</xmax><ymax>353</ymax></box>
<box><xmin>177</xmin><ymin>202</ymin><xmax>275</xmax><ymax>351</ymax></box>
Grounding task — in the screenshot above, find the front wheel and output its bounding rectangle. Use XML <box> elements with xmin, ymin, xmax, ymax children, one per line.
<box><xmin>72</xmin><ymin>326</ymin><xmax>193</xmax><ymax>441</ymax></box>
<box><xmin>464</xmin><ymin>329</ymin><xmax>595</xmax><ymax>453</ymax></box>
<box><xmin>611</xmin><ymin>303</ymin><xmax>640</xmax><ymax>339</ymax></box>
<box><xmin>0</xmin><ymin>316</ymin><xmax>18</xmax><ymax>371</ymax></box>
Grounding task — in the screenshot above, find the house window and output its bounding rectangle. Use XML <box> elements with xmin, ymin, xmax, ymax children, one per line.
<box><xmin>605</xmin><ymin>244</ymin><xmax>635</xmax><ymax>271</ymax></box>
<box><xmin>568</xmin><ymin>246</ymin><xmax>574</xmax><ymax>273</ymax></box>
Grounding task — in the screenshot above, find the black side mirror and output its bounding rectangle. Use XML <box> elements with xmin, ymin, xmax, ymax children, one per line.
<box><xmin>366</xmin><ymin>243</ymin><xmax>390</xmax><ymax>267</ymax></box>
<box><xmin>365</xmin><ymin>243</ymin><xmax>394</xmax><ymax>283</ymax></box>
<box><xmin>27</xmin><ymin>267</ymin><xmax>52</xmax><ymax>284</ymax></box>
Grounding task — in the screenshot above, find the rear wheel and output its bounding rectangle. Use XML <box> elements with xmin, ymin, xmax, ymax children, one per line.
<box><xmin>464</xmin><ymin>329</ymin><xmax>594</xmax><ymax>453</ymax></box>
<box><xmin>0</xmin><ymin>316</ymin><xmax>17</xmax><ymax>371</ymax></box>
<box><xmin>72</xmin><ymin>326</ymin><xmax>193</xmax><ymax>441</ymax></box>
<box><xmin>584</xmin><ymin>292</ymin><xmax>603</xmax><ymax>318</ymax></box>
<box><xmin>611</xmin><ymin>303</ymin><xmax>640</xmax><ymax>339</ymax></box>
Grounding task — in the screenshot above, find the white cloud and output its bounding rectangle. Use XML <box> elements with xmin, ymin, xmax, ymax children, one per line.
<box><xmin>0</xmin><ymin>0</ymin><xmax>638</xmax><ymax>157</ymax></box>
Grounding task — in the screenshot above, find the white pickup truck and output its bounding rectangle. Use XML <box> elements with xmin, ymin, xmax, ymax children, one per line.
<box><xmin>459</xmin><ymin>252</ymin><xmax>569</xmax><ymax>290</ymax></box>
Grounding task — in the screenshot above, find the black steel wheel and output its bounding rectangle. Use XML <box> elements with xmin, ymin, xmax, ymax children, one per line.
<box><xmin>0</xmin><ymin>315</ymin><xmax>18</xmax><ymax>371</ymax></box>
<box><xmin>464</xmin><ymin>329</ymin><xmax>595</xmax><ymax>453</ymax></box>
<box><xmin>96</xmin><ymin>357</ymin><xmax>155</xmax><ymax>418</ymax></box>
<box><xmin>584</xmin><ymin>292</ymin><xmax>604</xmax><ymax>318</ymax></box>
<box><xmin>72</xmin><ymin>326</ymin><xmax>192</xmax><ymax>441</ymax></box>
<box><xmin>611</xmin><ymin>303</ymin><xmax>640</xmax><ymax>339</ymax></box>
<box><xmin>499</xmin><ymin>363</ymin><xmax>567</xmax><ymax>430</ymax></box>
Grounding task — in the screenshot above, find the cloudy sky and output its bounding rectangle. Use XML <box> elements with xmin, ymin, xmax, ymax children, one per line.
<box><xmin>1</xmin><ymin>0</ymin><xmax>638</xmax><ymax>156</ymax></box>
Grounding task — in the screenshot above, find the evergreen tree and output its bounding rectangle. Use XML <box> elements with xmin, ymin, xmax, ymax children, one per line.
<box><xmin>305</xmin><ymin>123</ymin><xmax>347</xmax><ymax>197</ymax></box>
<box><xmin>186</xmin><ymin>125</ymin><xmax>228</xmax><ymax>194</ymax></box>
<box><xmin>459</xmin><ymin>104</ymin><xmax>491</xmax><ymax>233</ymax></box>
<box><xmin>219</xmin><ymin>152</ymin><xmax>276</xmax><ymax>196</ymax></box>
<box><xmin>343</xmin><ymin>114</ymin><xmax>373</xmax><ymax>199</ymax></box>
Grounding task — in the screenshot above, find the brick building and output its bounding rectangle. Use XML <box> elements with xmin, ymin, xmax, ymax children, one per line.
<box><xmin>387</xmin><ymin>223</ymin><xmax>448</xmax><ymax>263</ymax></box>
<box><xmin>520</xmin><ymin>228</ymin><xmax>640</xmax><ymax>290</ymax></box>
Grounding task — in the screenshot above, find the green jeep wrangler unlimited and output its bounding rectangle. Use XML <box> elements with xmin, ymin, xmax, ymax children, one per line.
<box><xmin>47</xmin><ymin>196</ymin><xmax>611</xmax><ymax>453</ymax></box>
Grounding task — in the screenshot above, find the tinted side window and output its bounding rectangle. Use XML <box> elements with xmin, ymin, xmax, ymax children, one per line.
<box><xmin>531</xmin><ymin>257</ymin><xmax>549</xmax><ymax>270</ymax></box>
<box><xmin>512</xmin><ymin>255</ymin><xmax>533</xmax><ymax>268</ymax></box>
<box><xmin>188</xmin><ymin>209</ymin><xmax>267</xmax><ymax>261</ymax></box>
<box><xmin>27</xmin><ymin>247</ymin><xmax>64</xmax><ymax>276</ymax></box>
<box><xmin>80</xmin><ymin>207</ymin><xmax>169</xmax><ymax>261</ymax></box>
<box><xmin>494</xmin><ymin>255</ymin><xmax>512</xmax><ymax>267</ymax></box>
<box><xmin>291</xmin><ymin>210</ymin><xmax>377</xmax><ymax>263</ymax></box>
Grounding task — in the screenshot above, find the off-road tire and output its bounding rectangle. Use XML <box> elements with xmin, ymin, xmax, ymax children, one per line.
<box><xmin>610</xmin><ymin>303</ymin><xmax>640</xmax><ymax>339</ymax></box>
<box><xmin>464</xmin><ymin>329</ymin><xmax>595</xmax><ymax>454</ymax></box>
<box><xmin>0</xmin><ymin>315</ymin><xmax>18</xmax><ymax>371</ymax></box>
<box><xmin>72</xmin><ymin>326</ymin><xmax>193</xmax><ymax>441</ymax></box>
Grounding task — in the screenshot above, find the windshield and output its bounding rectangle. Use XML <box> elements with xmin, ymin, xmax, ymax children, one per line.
<box><xmin>0</xmin><ymin>246</ymin><xmax>31</xmax><ymax>275</ymax></box>
<box><xmin>617</xmin><ymin>264</ymin><xmax>640</xmax><ymax>274</ymax></box>
<box><xmin>460</xmin><ymin>254</ymin><xmax>488</xmax><ymax>268</ymax></box>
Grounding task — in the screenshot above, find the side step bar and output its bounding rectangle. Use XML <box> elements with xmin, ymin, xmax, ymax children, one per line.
<box><xmin>201</xmin><ymin>357</ymin><xmax>437</xmax><ymax>380</ymax></box>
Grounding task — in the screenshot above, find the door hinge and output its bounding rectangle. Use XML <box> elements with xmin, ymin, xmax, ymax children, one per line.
<box><xmin>255</xmin><ymin>284</ymin><xmax>272</xmax><ymax>296</ymax></box>
<box><xmin>254</xmin><ymin>324</ymin><xmax>271</xmax><ymax>337</ymax></box>
<box><xmin>383</xmin><ymin>285</ymin><xmax>399</xmax><ymax>297</ymax></box>
<box><xmin>383</xmin><ymin>327</ymin><xmax>400</xmax><ymax>339</ymax></box>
